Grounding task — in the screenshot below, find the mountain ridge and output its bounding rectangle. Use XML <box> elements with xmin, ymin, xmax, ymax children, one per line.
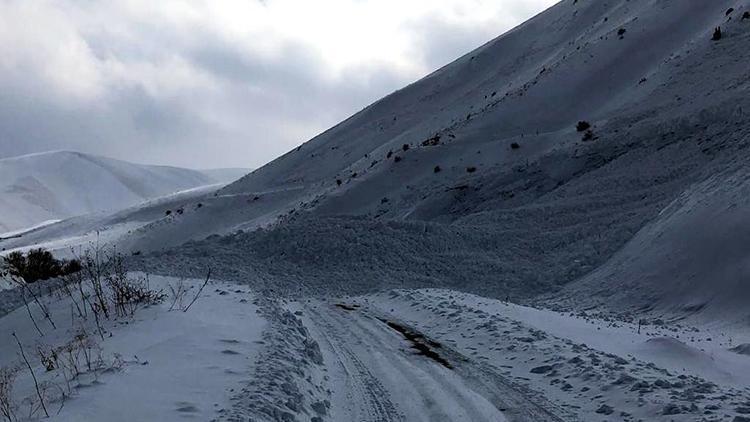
<box><xmin>0</xmin><ymin>150</ymin><xmax>248</xmax><ymax>233</ymax></box>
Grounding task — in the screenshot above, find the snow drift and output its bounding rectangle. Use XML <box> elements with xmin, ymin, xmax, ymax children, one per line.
<box><xmin>555</xmin><ymin>163</ymin><xmax>750</xmax><ymax>323</ymax></box>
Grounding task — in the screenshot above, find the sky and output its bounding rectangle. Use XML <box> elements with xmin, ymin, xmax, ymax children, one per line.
<box><xmin>0</xmin><ymin>0</ymin><xmax>556</xmax><ymax>170</ymax></box>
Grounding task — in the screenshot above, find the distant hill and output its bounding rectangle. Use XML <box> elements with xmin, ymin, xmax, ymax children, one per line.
<box><xmin>0</xmin><ymin>151</ymin><xmax>247</xmax><ymax>233</ymax></box>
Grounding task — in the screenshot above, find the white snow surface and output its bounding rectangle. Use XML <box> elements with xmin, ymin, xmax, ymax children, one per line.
<box><xmin>2</xmin><ymin>278</ymin><xmax>749</xmax><ymax>422</ymax></box>
<box><xmin>336</xmin><ymin>289</ymin><xmax>750</xmax><ymax>421</ymax></box>
<box><xmin>553</xmin><ymin>163</ymin><xmax>750</xmax><ymax>325</ymax></box>
<box><xmin>0</xmin><ymin>276</ymin><xmax>12</xmax><ymax>291</ymax></box>
<box><xmin>0</xmin><ymin>276</ymin><xmax>266</xmax><ymax>421</ymax></box>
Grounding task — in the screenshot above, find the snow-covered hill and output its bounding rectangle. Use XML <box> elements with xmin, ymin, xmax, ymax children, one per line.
<box><xmin>4</xmin><ymin>2</ymin><xmax>750</xmax><ymax>421</ymax></box>
<box><xmin>6</xmin><ymin>0</ymin><xmax>750</xmax><ymax>323</ymax></box>
<box><xmin>132</xmin><ymin>0</ymin><xmax>750</xmax><ymax>321</ymax></box>
<box><xmin>552</xmin><ymin>162</ymin><xmax>750</xmax><ymax>324</ymax></box>
<box><xmin>0</xmin><ymin>151</ymin><xmax>247</xmax><ymax>234</ymax></box>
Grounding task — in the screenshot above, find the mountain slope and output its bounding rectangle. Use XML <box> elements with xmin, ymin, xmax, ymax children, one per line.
<box><xmin>0</xmin><ymin>151</ymin><xmax>244</xmax><ymax>233</ymax></box>
<box><xmin>133</xmin><ymin>0</ymin><xmax>750</xmax><ymax>319</ymax></box>
<box><xmin>551</xmin><ymin>162</ymin><xmax>750</xmax><ymax>324</ymax></box>
<box><xmin>9</xmin><ymin>1</ymin><xmax>750</xmax><ymax>322</ymax></box>
<box><xmin>221</xmin><ymin>0</ymin><xmax>733</xmax><ymax>198</ymax></box>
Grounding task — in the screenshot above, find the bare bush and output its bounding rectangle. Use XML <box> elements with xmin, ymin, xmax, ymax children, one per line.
<box><xmin>37</xmin><ymin>345</ymin><xmax>58</xmax><ymax>372</ymax></box>
<box><xmin>12</xmin><ymin>333</ymin><xmax>48</xmax><ymax>418</ymax></box>
<box><xmin>1</xmin><ymin>268</ymin><xmax>58</xmax><ymax>335</ymax></box>
<box><xmin>19</xmin><ymin>381</ymin><xmax>57</xmax><ymax>421</ymax></box>
<box><xmin>106</xmin><ymin>255</ymin><xmax>164</xmax><ymax>318</ymax></box>
<box><xmin>712</xmin><ymin>26</ymin><xmax>722</xmax><ymax>41</ymax></box>
<box><xmin>0</xmin><ymin>366</ymin><xmax>19</xmax><ymax>422</ymax></box>
<box><xmin>576</xmin><ymin>120</ymin><xmax>591</xmax><ymax>132</ymax></box>
<box><xmin>76</xmin><ymin>243</ymin><xmax>112</xmax><ymax>321</ymax></box>
<box><xmin>58</xmin><ymin>331</ymin><xmax>103</xmax><ymax>386</ymax></box>
<box><xmin>60</xmin><ymin>270</ymin><xmax>88</xmax><ymax>321</ymax></box>
<box><xmin>167</xmin><ymin>278</ymin><xmax>190</xmax><ymax>311</ymax></box>
<box><xmin>0</xmin><ymin>363</ymin><xmax>55</xmax><ymax>422</ymax></box>
<box><xmin>3</xmin><ymin>243</ymin><xmax>165</xmax><ymax>418</ymax></box>
<box><xmin>182</xmin><ymin>269</ymin><xmax>211</xmax><ymax>313</ymax></box>
<box><xmin>37</xmin><ymin>330</ymin><xmax>121</xmax><ymax>401</ymax></box>
<box><xmin>65</xmin><ymin>243</ymin><xmax>165</xmax><ymax>326</ymax></box>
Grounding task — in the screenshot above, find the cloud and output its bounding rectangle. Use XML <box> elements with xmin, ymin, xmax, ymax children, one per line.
<box><xmin>0</xmin><ymin>0</ymin><xmax>556</xmax><ymax>169</ymax></box>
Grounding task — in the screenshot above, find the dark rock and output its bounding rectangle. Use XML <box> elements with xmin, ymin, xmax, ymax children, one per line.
<box><xmin>530</xmin><ymin>365</ymin><xmax>554</xmax><ymax>374</ymax></box>
<box><xmin>596</xmin><ymin>404</ymin><xmax>614</xmax><ymax>415</ymax></box>
<box><xmin>663</xmin><ymin>403</ymin><xmax>682</xmax><ymax>415</ymax></box>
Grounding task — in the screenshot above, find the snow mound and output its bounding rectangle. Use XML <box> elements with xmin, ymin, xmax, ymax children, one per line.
<box><xmin>557</xmin><ymin>164</ymin><xmax>750</xmax><ymax>321</ymax></box>
<box><xmin>634</xmin><ymin>337</ymin><xmax>736</xmax><ymax>382</ymax></box>
<box><xmin>639</xmin><ymin>337</ymin><xmax>708</xmax><ymax>362</ymax></box>
<box><xmin>730</xmin><ymin>344</ymin><xmax>750</xmax><ymax>356</ymax></box>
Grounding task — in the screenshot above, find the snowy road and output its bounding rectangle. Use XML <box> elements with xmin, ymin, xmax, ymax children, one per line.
<box><xmin>301</xmin><ymin>300</ymin><xmax>566</xmax><ymax>422</ymax></box>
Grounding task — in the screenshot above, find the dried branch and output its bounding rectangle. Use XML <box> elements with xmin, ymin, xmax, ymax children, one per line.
<box><xmin>183</xmin><ymin>269</ymin><xmax>211</xmax><ymax>313</ymax></box>
<box><xmin>11</xmin><ymin>333</ymin><xmax>48</xmax><ymax>418</ymax></box>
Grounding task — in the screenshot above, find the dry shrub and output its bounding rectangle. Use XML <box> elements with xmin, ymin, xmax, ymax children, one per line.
<box><xmin>0</xmin><ymin>366</ymin><xmax>19</xmax><ymax>422</ymax></box>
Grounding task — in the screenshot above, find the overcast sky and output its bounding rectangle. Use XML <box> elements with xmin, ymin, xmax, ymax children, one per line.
<box><xmin>0</xmin><ymin>0</ymin><xmax>556</xmax><ymax>169</ymax></box>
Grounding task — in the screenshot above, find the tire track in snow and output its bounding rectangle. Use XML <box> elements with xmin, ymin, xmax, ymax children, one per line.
<box><xmin>304</xmin><ymin>301</ymin><xmax>567</xmax><ymax>422</ymax></box>
<box><xmin>306</xmin><ymin>304</ymin><xmax>403</xmax><ymax>422</ymax></box>
<box><xmin>342</xmin><ymin>310</ymin><xmax>510</xmax><ymax>422</ymax></box>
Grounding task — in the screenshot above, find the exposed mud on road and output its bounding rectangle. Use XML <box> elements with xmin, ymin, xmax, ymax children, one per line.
<box><xmin>381</xmin><ymin>319</ymin><xmax>453</xmax><ymax>369</ymax></box>
<box><xmin>334</xmin><ymin>303</ymin><xmax>359</xmax><ymax>311</ymax></box>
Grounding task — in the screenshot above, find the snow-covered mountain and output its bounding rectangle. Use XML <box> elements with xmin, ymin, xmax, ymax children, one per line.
<box><xmin>4</xmin><ymin>2</ymin><xmax>750</xmax><ymax>421</ymax></box>
<box><xmin>0</xmin><ymin>151</ymin><xmax>247</xmax><ymax>234</ymax></box>
<box><xmin>142</xmin><ymin>0</ymin><xmax>749</xmax><ymax>321</ymax></box>
<box><xmin>6</xmin><ymin>0</ymin><xmax>750</xmax><ymax>322</ymax></box>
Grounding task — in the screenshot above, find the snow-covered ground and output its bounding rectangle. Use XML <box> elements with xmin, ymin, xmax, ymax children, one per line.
<box><xmin>2</xmin><ymin>0</ymin><xmax>750</xmax><ymax>420</ymax></box>
<box><xmin>291</xmin><ymin>290</ymin><xmax>750</xmax><ymax>421</ymax></box>
<box><xmin>1</xmin><ymin>278</ymin><xmax>749</xmax><ymax>421</ymax></box>
<box><xmin>0</xmin><ymin>276</ymin><xmax>12</xmax><ymax>291</ymax></box>
<box><xmin>0</xmin><ymin>276</ymin><xmax>266</xmax><ymax>421</ymax></box>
